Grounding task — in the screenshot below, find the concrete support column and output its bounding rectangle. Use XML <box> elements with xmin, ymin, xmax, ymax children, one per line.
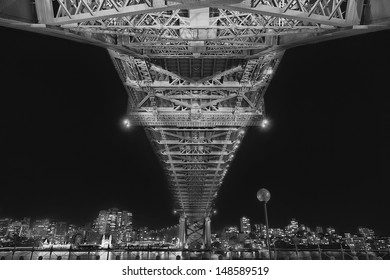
<box><xmin>178</xmin><ymin>215</ymin><xmax>186</xmax><ymax>249</ymax></box>
<box><xmin>345</xmin><ymin>0</ymin><xmax>365</xmax><ymax>25</ymax></box>
<box><xmin>204</xmin><ymin>216</ymin><xmax>211</xmax><ymax>249</ymax></box>
<box><xmin>35</xmin><ymin>0</ymin><xmax>54</xmax><ymax>24</ymax></box>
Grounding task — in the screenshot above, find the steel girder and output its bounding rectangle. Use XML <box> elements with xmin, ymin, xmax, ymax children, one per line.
<box><xmin>29</xmin><ymin>0</ymin><xmax>366</xmax><ymax>59</ymax></box>
<box><xmin>107</xmin><ymin>45</ymin><xmax>283</xmax><ymax>217</ymax></box>
<box><xmin>42</xmin><ymin>0</ymin><xmax>353</xmax><ymax>26</ymax></box>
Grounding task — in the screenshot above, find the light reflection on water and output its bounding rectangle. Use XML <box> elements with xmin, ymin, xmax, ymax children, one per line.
<box><xmin>0</xmin><ymin>250</ymin><xmax>380</xmax><ymax>260</ymax></box>
<box><xmin>0</xmin><ymin>251</ymin><xmax>188</xmax><ymax>260</ymax></box>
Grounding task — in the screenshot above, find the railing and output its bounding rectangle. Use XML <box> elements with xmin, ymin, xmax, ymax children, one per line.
<box><xmin>0</xmin><ymin>246</ymin><xmax>389</xmax><ymax>260</ymax></box>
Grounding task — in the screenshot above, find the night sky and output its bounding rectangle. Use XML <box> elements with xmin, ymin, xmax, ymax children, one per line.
<box><xmin>0</xmin><ymin>27</ymin><xmax>388</xmax><ymax>235</ymax></box>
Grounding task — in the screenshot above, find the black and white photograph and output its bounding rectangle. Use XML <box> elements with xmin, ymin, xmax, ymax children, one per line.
<box><xmin>0</xmin><ymin>1</ymin><xmax>389</xmax><ymax>278</ymax></box>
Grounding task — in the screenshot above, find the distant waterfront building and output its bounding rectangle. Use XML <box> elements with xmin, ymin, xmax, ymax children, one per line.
<box><xmin>85</xmin><ymin>229</ymin><xmax>101</xmax><ymax>245</ymax></box>
<box><xmin>0</xmin><ymin>218</ymin><xmax>11</xmax><ymax>237</ymax></box>
<box><xmin>221</xmin><ymin>226</ymin><xmax>239</xmax><ymax>240</ymax></box>
<box><xmin>32</xmin><ymin>219</ymin><xmax>50</xmax><ymax>238</ymax></box>
<box><xmin>315</xmin><ymin>226</ymin><xmax>323</xmax><ymax>234</ymax></box>
<box><xmin>107</xmin><ymin>208</ymin><xmax>119</xmax><ymax>233</ymax></box>
<box><xmin>240</xmin><ymin>217</ymin><xmax>251</xmax><ymax>233</ymax></box>
<box><xmin>53</xmin><ymin>222</ymin><xmax>67</xmax><ymax>244</ymax></box>
<box><xmin>326</xmin><ymin>227</ymin><xmax>336</xmax><ymax>235</ymax></box>
<box><xmin>20</xmin><ymin>218</ymin><xmax>31</xmax><ymax>238</ymax></box>
<box><xmin>48</xmin><ymin>221</ymin><xmax>56</xmax><ymax>240</ymax></box>
<box><xmin>93</xmin><ymin>208</ymin><xmax>133</xmax><ymax>244</ymax></box>
<box><xmin>350</xmin><ymin>236</ymin><xmax>371</xmax><ymax>251</ymax></box>
<box><xmin>373</xmin><ymin>238</ymin><xmax>389</xmax><ymax>250</ymax></box>
<box><xmin>253</xmin><ymin>224</ymin><xmax>263</xmax><ymax>233</ymax></box>
<box><xmin>6</xmin><ymin>220</ymin><xmax>22</xmax><ymax>237</ymax></box>
<box><xmin>269</xmin><ymin>228</ymin><xmax>285</xmax><ymax>238</ymax></box>
<box><xmin>6</xmin><ymin>218</ymin><xmax>30</xmax><ymax>238</ymax></box>
<box><xmin>358</xmin><ymin>227</ymin><xmax>375</xmax><ymax>239</ymax></box>
<box><xmin>55</xmin><ymin>222</ymin><xmax>67</xmax><ymax>236</ymax></box>
<box><xmin>307</xmin><ymin>235</ymin><xmax>321</xmax><ymax>245</ymax></box>
<box><xmin>253</xmin><ymin>224</ymin><xmax>265</xmax><ymax>238</ymax></box>
<box><xmin>67</xmin><ymin>224</ymin><xmax>77</xmax><ymax>235</ymax></box>
<box><xmin>285</xmin><ymin>218</ymin><xmax>299</xmax><ymax>236</ymax></box>
<box><xmin>94</xmin><ymin>210</ymin><xmax>109</xmax><ymax>234</ymax></box>
<box><xmin>118</xmin><ymin>211</ymin><xmax>133</xmax><ymax>244</ymax></box>
<box><xmin>299</xmin><ymin>224</ymin><xmax>310</xmax><ymax>233</ymax></box>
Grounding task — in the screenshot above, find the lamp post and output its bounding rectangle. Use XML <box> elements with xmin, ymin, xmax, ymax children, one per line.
<box><xmin>257</xmin><ymin>188</ymin><xmax>271</xmax><ymax>259</ymax></box>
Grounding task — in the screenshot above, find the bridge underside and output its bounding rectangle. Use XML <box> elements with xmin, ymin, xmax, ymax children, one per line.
<box><xmin>108</xmin><ymin>46</ymin><xmax>282</xmax><ymax>248</ymax></box>
<box><xmin>1</xmin><ymin>0</ymin><xmax>390</xmax><ymax>249</ymax></box>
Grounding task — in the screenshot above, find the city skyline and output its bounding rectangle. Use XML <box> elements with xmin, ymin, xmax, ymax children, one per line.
<box><xmin>0</xmin><ymin>26</ymin><xmax>388</xmax><ymax>235</ymax></box>
<box><xmin>0</xmin><ymin>212</ymin><xmax>385</xmax><ymax>240</ymax></box>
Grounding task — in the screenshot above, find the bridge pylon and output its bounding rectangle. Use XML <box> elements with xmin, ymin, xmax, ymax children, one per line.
<box><xmin>178</xmin><ymin>215</ymin><xmax>212</xmax><ymax>250</ymax></box>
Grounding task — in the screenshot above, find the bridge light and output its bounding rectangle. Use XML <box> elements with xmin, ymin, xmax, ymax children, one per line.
<box><xmin>122</xmin><ymin>118</ymin><xmax>131</xmax><ymax>128</ymax></box>
<box><xmin>261</xmin><ymin>118</ymin><xmax>269</xmax><ymax>128</ymax></box>
<box><xmin>239</xmin><ymin>129</ymin><xmax>245</xmax><ymax>135</ymax></box>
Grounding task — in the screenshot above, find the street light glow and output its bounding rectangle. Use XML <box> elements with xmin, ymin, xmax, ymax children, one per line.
<box><xmin>261</xmin><ymin>118</ymin><xmax>269</xmax><ymax>128</ymax></box>
<box><xmin>123</xmin><ymin>118</ymin><xmax>131</xmax><ymax>128</ymax></box>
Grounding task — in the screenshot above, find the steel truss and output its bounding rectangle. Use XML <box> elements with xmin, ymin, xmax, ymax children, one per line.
<box><xmin>107</xmin><ymin>43</ymin><xmax>283</xmax><ymax>228</ymax></box>
<box><xmin>1</xmin><ymin>0</ymin><xmax>374</xmax><ymax>249</ymax></box>
<box><xmin>30</xmin><ymin>0</ymin><xmax>364</xmax><ymax>58</ymax></box>
<box><xmin>45</xmin><ymin>0</ymin><xmax>352</xmax><ymax>26</ymax></box>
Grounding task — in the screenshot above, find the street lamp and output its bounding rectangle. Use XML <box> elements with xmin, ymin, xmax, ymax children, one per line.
<box><xmin>257</xmin><ymin>188</ymin><xmax>271</xmax><ymax>259</ymax></box>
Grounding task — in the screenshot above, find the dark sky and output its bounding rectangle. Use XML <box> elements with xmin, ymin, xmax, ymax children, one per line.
<box><xmin>0</xmin><ymin>27</ymin><xmax>388</xmax><ymax>235</ymax></box>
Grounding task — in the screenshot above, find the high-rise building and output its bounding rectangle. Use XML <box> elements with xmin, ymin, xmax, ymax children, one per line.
<box><xmin>93</xmin><ymin>208</ymin><xmax>133</xmax><ymax>244</ymax></box>
<box><xmin>240</xmin><ymin>216</ymin><xmax>251</xmax><ymax>233</ymax></box>
<box><xmin>107</xmin><ymin>208</ymin><xmax>119</xmax><ymax>233</ymax></box>
<box><xmin>94</xmin><ymin>210</ymin><xmax>109</xmax><ymax>234</ymax></box>
<box><xmin>54</xmin><ymin>222</ymin><xmax>67</xmax><ymax>244</ymax></box>
<box><xmin>119</xmin><ymin>211</ymin><xmax>133</xmax><ymax>244</ymax></box>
